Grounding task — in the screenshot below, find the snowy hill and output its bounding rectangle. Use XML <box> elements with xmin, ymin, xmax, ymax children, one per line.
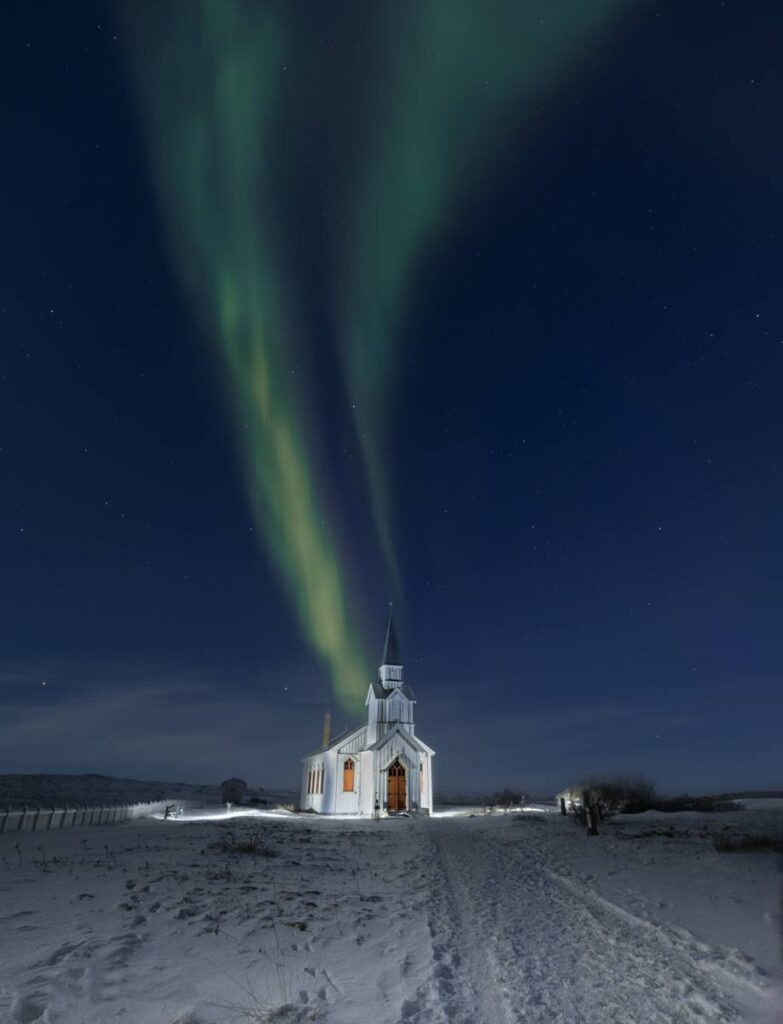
<box><xmin>0</xmin><ymin>773</ymin><xmax>297</xmax><ymax>810</ymax></box>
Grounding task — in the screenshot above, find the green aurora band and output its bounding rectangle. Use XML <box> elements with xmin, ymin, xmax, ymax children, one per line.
<box><xmin>337</xmin><ymin>1</ymin><xmax>630</xmax><ymax>589</ymax></box>
<box><xmin>121</xmin><ymin>3</ymin><xmax>370</xmax><ymax>713</ymax></box>
<box><xmin>120</xmin><ymin>1</ymin><xmax>630</xmax><ymax>714</ymax></box>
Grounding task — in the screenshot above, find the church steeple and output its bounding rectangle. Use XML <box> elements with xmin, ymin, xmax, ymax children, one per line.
<box><xmin>378</xmin><ymin>611</ymin><xmax>404</xmax><ymax>689</ymax></box>
<box><xmin>382</xmin><ymin>612</ymin><xmax>401</xmax><ymax>666</ymax></box>
<box><xmin>366</xmin><ymin>611</ymin><xmax>415</xmax><ymax>744</ymax></box>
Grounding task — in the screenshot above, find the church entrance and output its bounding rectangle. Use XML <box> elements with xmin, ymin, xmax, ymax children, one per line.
<box><xmin>387</xmin><ymin>759</ymin><xmax>407</xmax><ymax>812</ymax></box>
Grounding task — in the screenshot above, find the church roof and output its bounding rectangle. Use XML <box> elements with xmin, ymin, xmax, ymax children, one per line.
<box><xmin>369</xmin><ymin>680</ymin><xmax>415</xmax><ymax>701</ymax></box>
<box><xmin>303</xmin><ymin>724</ymin><xmax>366</xmax><ymax>758</ymax></box>
<box><xmin>381</xmin><ymin>612</ymin><xmax>401</xmax><ymax>666</ymax></box>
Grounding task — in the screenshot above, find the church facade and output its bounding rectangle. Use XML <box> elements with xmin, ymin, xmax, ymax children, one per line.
<box><xmin>300</xmin><ymin>617</ymin><xmax>435</xmax><ymax>815</ymax></box>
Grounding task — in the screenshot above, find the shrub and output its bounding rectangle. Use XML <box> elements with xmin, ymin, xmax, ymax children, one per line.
<box><xmin>714</xmin><ymin>834</ymin><xmax>783</xmax><ymax>853</ymax></box>
<box><xmin>490</xmin><ymin>789</ymin><xmax>526</xmax><ymax>812</ymax></box>
<box><xmin>213</xmin><ymin>830</ymin><xmax>276</xmax><ymax>858</ymax></box>
<box><xmin>647</xmin><ymin>795</ymin><xmax>742</xmax><ymax>814</ymax></box>
<box><xmin>573</xmin><ymin>776</ymin><xmax>658</xmax><ymax>819</ymax></box>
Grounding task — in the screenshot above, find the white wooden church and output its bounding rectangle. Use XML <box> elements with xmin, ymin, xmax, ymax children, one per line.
<box><xmin>300</xmin><ymin>616</ymin><xmax>435</xmax><ymax>815</ymax></box>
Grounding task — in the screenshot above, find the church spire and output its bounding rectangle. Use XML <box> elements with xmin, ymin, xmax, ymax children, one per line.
<box><xmin>378</xmin><ymin>611</ymin><xmax>404</xmax><ymax>690</ymax></box>
<box><xmin>382</xmin><ymin>611</ymin><xmax>401</xmax><ymax>666</ymax></box>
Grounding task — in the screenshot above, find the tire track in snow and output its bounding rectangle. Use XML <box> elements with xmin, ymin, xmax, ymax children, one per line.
<box><xmin>543</xmin><ymin>868</ymin><xmax>768</xmax><ymax>999</ymax></box>
<box><xmin>419</xmin><ymin>819</ymin><xmax>766</xmax><ymax>1024</ymax></box>
<box><xmin>401</xmin><ymin>827</ymin><xmax>517</xmax><ymax>1024</ymax></box>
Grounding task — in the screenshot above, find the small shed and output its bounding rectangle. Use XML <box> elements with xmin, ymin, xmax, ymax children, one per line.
<box><xmin>220</xmin><ymin>778</ymin><xmax>247</xmax><ymax>804</ymax></box>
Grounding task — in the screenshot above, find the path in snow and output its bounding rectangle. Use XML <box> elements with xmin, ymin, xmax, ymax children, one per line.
<box><xmin>406</xmin><ymin>818</ymin><xmax>773</xmax><ymax>1024</ymax></box>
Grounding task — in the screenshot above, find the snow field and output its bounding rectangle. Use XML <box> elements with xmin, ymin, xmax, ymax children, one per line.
<box><xmin>0</xmin><ymin>806</ymin><xmax>779</xmax><ymax>1023</ymax></box>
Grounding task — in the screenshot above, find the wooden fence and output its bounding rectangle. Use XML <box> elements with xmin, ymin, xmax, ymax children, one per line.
<box><xmin>0</xmin><ymin>800</ymin><xmax>195</xmax><ymax>834</ymax></box>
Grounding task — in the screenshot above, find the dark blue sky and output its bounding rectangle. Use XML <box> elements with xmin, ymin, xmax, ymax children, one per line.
<box><xmin>1</xmin><ymin>1</ymin><xmax>781</xmax><ymax>794</ymax></box>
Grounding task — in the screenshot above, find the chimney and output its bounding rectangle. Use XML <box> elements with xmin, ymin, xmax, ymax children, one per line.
<box><xmin>322</xmin><ymin>711</ymin><xmax>331</xmax><ymax>748</ymax></box>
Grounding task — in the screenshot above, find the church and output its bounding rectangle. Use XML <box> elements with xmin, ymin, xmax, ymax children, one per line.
<box><xmin>300</xmin><ymin>616</ymin><xmax>435</xmax><ymax>815</ymax></box>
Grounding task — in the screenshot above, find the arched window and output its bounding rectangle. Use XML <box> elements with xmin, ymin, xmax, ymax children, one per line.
<box><xmin>343</xmin><ymin>758</ymin><xmax>355</xmax><ymax>792</ymax></box>
<box><xmin>420</xmin><ymin>762</ymin><xmax>425</xmax><ymax>793</ymax></box>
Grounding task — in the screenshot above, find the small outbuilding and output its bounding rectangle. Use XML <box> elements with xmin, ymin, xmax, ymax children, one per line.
<box><xmin>220</xmin><ymin>778</ymin><xmax>247</xmax><ymax>804</ymax></box>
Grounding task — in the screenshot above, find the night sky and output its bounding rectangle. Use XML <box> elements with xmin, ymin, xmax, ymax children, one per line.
<box><xmin>2</xmin><ymin>1</ymin><xmax>781</xmax><ymax>796</ymax></box>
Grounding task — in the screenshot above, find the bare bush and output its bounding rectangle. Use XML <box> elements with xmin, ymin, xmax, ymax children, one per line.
<box><xmin>563</xmin><ymin>777</ymin><xmax>744</xmax><ymax>820</ymax></box>
<box><xmin>651</xmin><ymin>795</ymin><xmax>741</xmax><ymax>813</ymax></box>
<box><xmin>212</xmin><ymin>830</ymin><xmax>277</xmax><ymax>858</ymax></box>
<box><xmin>590</xmin><ymin>776</ymin><xmax>658</xmax><ymax>816</ymax></box>
<box><xmin>490</xmin><ymin>789</ymin><xmax>526</xmax><ymax>812</ymax></box>
<box><xmin>714</xmin><ymin>834</ymin><xmax>783</xmax><ymax>853</ymax></box>
<box><xmin>560</xmin><ymin>777</ymin><xmax>656</xmax><ymax>821</ymax></box>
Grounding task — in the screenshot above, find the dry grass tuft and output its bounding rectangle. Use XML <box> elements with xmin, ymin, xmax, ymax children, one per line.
<box><xmin>713</xmin><ymin>834</ymin><xmax>783</xmax><ymax>853</ymax></box>
<box><xmin>211</xmin><ymin>830</ymin><xmax>277</xmax><ymax>858</ymax></box>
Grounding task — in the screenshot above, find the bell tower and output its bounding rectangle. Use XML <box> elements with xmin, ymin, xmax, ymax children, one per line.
<box><xmin>366</xmin><ymin>612</ymin><xmax>415</xmax><ymax>744</ymax></box>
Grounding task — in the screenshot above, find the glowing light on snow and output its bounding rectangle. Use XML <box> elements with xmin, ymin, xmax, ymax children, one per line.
<box><xmin>154</xmin><ymin>807</ymin><xmax>294</xmax><ymax>823</ymax></box>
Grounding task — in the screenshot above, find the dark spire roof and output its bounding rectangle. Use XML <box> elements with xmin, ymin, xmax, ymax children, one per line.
<box><xmin>382</xmin><ymin>612</ymin><xmax>401</xmax><ymax>665</ymax></box>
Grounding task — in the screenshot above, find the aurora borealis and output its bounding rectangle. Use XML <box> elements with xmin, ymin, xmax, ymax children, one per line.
<box><xmin>4</xmin><ymin>1</ymin><xmax>783</xmax><ymax>793</ymax></box>
<box><xmin>121</xmin><ymin>3</ymin><xmax>370</xmax><ymax>711</ymax></box>
<box><xmin>336</xmin><ymin>2</ymin><xmax>628</xmax><ymax>594</ymax></box>
<box><xmin>120</xmin><ymin>1</ymin><xmax>627</xmax><ymax>713</ymax></box>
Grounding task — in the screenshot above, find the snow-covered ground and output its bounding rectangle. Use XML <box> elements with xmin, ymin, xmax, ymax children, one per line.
<box><xmin>0</xmin><ymin>802</ymin><xmax>780</xmax><ymax>1023</ymax></box>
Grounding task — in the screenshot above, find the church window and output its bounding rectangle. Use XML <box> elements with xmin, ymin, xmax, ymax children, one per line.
<box><xmin>318</xmin><ymin>765</ymin><xmax>324</xmax><ymax>794</ymax></box>
<box><xmin>343</xmin><ymin>758</ymin><xmax>355</xmax><ymax>792</ymax></box>
<box><xmin>420</xmin><ymin>762</ymin><xmax>424</xmax><ymax>792</ymax></box>
<box><xmin>307</xmin><ymin>769</ymin><xmax>313</xmax><ymax>794</ymax></box>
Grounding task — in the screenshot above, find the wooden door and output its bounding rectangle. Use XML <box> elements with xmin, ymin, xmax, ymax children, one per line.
<box><xmin>387</xmin><ymin>759</ymin><xmax>406</xmax><ymax>812</ymax></box>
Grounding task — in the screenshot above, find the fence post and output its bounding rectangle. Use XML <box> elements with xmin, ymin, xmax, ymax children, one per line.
<box><xmin>582</xmin><ymin>789</ymin><xmax>599</xmax><ymax>836</ymax></box>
